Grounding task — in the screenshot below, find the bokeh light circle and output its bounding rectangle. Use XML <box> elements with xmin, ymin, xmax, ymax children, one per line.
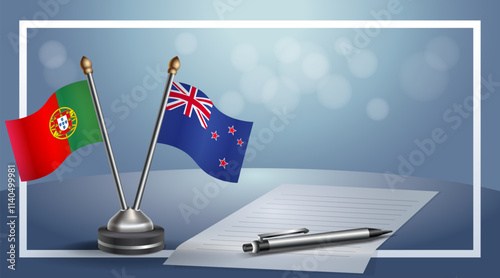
<box><xmin>39</xmin><ymin>41</ymin><xmax>67</xmax><ymax>69</ymax></box>
<box><xmin>366</xmin><ymin>98</ymin><xmax>389</xmax><ymax>121</ymax></box>
<box><xmin>240</xmin><ymin>65</ymin><xmax>276</xmax><ymax>103</ymax></box>
<box><xmin>219</xmin><ymin>91</ymin><xmax>245</xmax><ymax>117</ymax></box>
<box><xmin>262</xmin><ymin>76</ymin><xmax>301</xmax><ymax>112</ymax></box>
<box><xmin>425</xmin><ymin>36</ymin><xmax>460</xmax><ymax>71</ymax></box>
<box><xmin>302</xmin><ymin>52</ymin><xmax>330</xmax><ymax>80</ymax></box>
<box><xmin>317</xmin><ymin>74</ymin><xmax>352</xmax><ymax>110</ymax></box>
<box><xmin>175</xmin><ymin>32</ymin><xmax>198</xmax><ymax>55</ymax></box>
<box><xmin>275</xmin><ymin>37</ymin><xmax>301</xmax><ymax>64</ymax></box>
<box><xmin>348</xmin><ymin>49</ymin><xmax>378</xmax><ymax>79</ymax></box>
<box><xmin>231</xmin><ymin>43</ymin><xmax>259</xmax><ymax>72</ymax></box>
<box><xmin>400</xmin><ymin>52</ymin><xmax>449</xmax><ymax>102</ymax></box>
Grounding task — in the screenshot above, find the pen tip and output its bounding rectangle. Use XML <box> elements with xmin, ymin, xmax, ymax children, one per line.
<box><xmin>242</xmin><ymin>243</ymin><xmax>253</xmax><ymax>253</ymax></box>
<box><xmin>382</xmin><ymin>230</ymin><xmax>392</xmax><ymax>235</ymax></box>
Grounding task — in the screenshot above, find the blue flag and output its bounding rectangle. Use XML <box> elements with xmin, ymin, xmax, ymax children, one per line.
<box><xmin>158</xmin><ymin>82</ymin><xmax>253</xmax><ymax>182</ymax></box>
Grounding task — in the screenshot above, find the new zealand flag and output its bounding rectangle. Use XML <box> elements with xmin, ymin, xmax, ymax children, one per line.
<box><xmin>158</xmin><ymin>82</ymin><xmax>253</xmax><ymax>182</ymax></box>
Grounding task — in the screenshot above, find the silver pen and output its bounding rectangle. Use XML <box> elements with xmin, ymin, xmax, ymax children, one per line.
<box><xmin>242</xmin><ymin>228</ymin><xmax>392</xmax><ymax>253</ymax></box>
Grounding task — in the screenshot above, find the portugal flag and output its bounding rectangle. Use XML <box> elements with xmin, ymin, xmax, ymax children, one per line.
<box><xmin>6</xmin><ymin>81</ymin><xmax>103</xmax><ymax>181</ymax></box>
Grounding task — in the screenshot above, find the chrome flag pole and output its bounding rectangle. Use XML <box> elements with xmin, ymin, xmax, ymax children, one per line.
<box><xmin>85</xmin><ymin>56</ymin><xmax>179</xmax><ymax>255</ymax></box>
<box><xmin>132</xmin><ymin>56</ymin><xmax>180</xmax><ymax>211</ymax></box>
<box><xmin>80</xmin><ymin>56</ymin><xmax>127</xmax><ymax>211</ymax></box>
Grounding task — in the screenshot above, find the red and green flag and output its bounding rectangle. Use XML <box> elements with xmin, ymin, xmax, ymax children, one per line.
<box><xmin>6</xmin><ymin>80</ymin><xmax>103</xmax><ymax>181</ymax></box>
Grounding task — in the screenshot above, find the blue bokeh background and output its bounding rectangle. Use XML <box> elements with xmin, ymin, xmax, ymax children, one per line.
<box><xmin>1</xmin><ymin>0</ymin><xmax>498</xmax><ymax>192</ymax></box>
<box><xmin>1</xmin><ymin>1</ymin><xmax>500</xmax><ymax>278</ymax></box>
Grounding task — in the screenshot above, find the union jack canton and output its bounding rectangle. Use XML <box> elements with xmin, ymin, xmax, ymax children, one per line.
<box><xmin>167</xmin><ymin>82</ymin><xmax>214</xmax><ymax>129</ymax></box>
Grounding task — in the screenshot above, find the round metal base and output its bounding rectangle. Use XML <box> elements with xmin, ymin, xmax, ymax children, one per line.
<box><xmin>98</xmin><ymin>225</ymin><xmax>164</xmax><ymax>255</ymax></box>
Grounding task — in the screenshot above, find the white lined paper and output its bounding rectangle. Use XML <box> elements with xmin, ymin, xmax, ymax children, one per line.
<box><xmin>164</xmin><ymin>184</ymin><xmax>437</xmax><ymax>273</ymax></box>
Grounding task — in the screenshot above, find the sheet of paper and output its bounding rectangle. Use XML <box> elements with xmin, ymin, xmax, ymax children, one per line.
<box><xmin>164</xmin><ymin>184</ymin><xmax>438</xmax><ymax>273</ymax></box>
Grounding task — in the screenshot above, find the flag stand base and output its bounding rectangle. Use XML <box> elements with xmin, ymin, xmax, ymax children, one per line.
<box><xmin>97</xmin><ymin>225</ymin><xmax>165</xmax><ymax>255</ymax></box>
<box><xmin>97</xmin><ymin>208</ymin><xmax>164</xmax><ymax>255</ymax></box>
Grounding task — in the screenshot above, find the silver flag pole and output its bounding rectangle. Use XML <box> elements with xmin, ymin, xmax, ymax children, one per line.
<box><xmin>80</xmin><ymin>56</ymin><xmax>127</xmax><ymax>211</ymax></box>
<box><xmin>132</xmin><ymin>56</ymin><xmax>180</xmax><ymax>211</ymax></box>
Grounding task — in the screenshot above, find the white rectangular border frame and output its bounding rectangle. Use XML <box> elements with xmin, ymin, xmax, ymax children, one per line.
<box><xmin>18</xmin><ymin>20</ymin><xmax>481</xmax><ymax>259</ymax></box>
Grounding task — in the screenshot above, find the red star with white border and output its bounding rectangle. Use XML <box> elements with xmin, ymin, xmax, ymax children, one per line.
<box><xmin>237</xmin><ymin>138</ymin><xmax>244</xmax><ymax>146</ymax></box>
<box><xmin>219</xmin><ymin>158</ymin><xmax>228</xmax><ymax>169</ymax></box>
<box><xmin>211</xmin><ymin>131</ymin><xmax>220</xmax><ymax>141</ymax></box>
<box><xmin>228</xmin><ymin>125</ymin><xmax>236</xmax><ymax>135</ymax></box>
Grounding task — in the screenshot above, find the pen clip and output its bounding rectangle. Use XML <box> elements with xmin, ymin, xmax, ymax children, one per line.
<box><xmin>257</xmin><ymin>228</ymin><xmax>309</xmax><ymax>242</ymax></box>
